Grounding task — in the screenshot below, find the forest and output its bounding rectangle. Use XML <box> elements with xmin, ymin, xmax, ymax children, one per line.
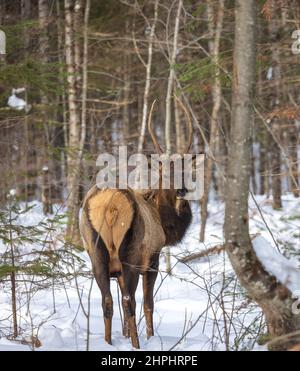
<box><xmin>0</xmin><ymin>0</ymin><xmax>300</xmax><ymax>352</ymax></box>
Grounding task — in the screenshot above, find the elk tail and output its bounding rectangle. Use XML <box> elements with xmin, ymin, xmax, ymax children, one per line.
<box><xmin>87</xmin><ymin>189</ymin><xmax>136</xmax><ymax>255</ymax></box>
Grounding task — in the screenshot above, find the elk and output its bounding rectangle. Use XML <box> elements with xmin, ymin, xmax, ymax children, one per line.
<box><xmin>79</xmin><ymin>100</ymin><xmax>194</xmax><ymax>349</ymax></box>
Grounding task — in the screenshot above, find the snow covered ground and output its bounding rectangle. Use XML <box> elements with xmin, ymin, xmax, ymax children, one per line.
<box><xmin>0</xmin><ymin>194</ymin><xmax>300</xmax><ymax>351</ymax></box>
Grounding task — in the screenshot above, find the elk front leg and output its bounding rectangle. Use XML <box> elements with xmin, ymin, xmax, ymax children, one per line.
<box><xmin>122</xmin><ymin>267</ymin><xmax>140</xmax><ymax>349</ymax></box>
<box><xmin>143</xmin><ymin>257</ymin><xmax>159</xmax><ymax>339</ymax></box>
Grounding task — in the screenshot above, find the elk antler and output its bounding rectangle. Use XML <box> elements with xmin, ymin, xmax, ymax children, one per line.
<box><xmin>148</xmin><ymin>100</ymin><xmax>163</xmax><ymax>154</ymax></box>
<box><xmin>175</xmin><ymin>95</ymin><xmax>193</xmax><ymax>154</ymax></box>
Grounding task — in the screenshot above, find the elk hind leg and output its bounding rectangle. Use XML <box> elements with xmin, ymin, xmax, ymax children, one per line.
<box><xmin>93</xmin><ymin>263</ymin><xmax>113</xmax><ymax>345</ymax></box>
<box><xmin>117</xmin><ymin>276</ymin><xmax>130</xmax><ymax>338</ymax></box>
<box><xmin>122</xmin><ymin>268</ymin><xmax>140</xmax><ymax>349</ymax></box>
<box><xmin>102</xmin><ymin>294</ymin><xmax>113</xmax><ymax>345</ymax></box>
<box><xmin>143</xmin><ymin>259</ymin><xmax>159</xmax><ymax>339</ymax></box>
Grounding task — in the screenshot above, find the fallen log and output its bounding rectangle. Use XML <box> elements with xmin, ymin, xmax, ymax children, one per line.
<box><xmin>180</xmin><ymin>234</ymin><xmax>261</xmax><ymax>264</ymax></box>
<box><xmin>180</xmin><ymin>244</ymin><xmax>225</xmax><ymax>264</ymax></box>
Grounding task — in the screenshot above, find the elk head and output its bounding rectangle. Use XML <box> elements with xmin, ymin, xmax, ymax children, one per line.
<box><xmin>147</xmin><ymin>97</ymin><xmax>194</xmax><ymax>245</ymax></box>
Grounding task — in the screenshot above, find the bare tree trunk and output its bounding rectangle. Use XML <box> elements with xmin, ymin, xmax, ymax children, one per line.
<box><xmin>9</xmin><ymin>205</ymin><xmax>18</xmax><ymax>338</ymax></box>
<box><xmin>74</xmin><ymin>0</ymin><xmax>83</xmax><ymax>92</ymax></box>
<box><xmin>0</xmin><ymin>0</ymin><xmax>5</xmax><ymax>25</ymax></box>
<box><xmin>42</xmin><ymin>166</ymin><xmax>53</xmax><ymax>214</ymax></box>
<box><xmin>281</xmin><ymin>4</ymin><xmax>299</xmax><ymax>198</ymax></box>
<box><xmin>56</xmin><ymin>0</ymin><xmax>68</xmax><ymax>148</ymax></box>
<box><xmin>78</xmin><ymin>0</ymin><xmax>90</xmax><ymax>160</ymax></box>
<box><xmin>123</xmin><ymin>20</ymin><xmax>131</xmax><ymax>143</ymax></box>
<box><xmin>289</xmin><ymin>126</ymin><xmax>299</xmax><ymax>197</ymax></box>
<box><xmin>251</xmin><ymin>147</ymin><xmax>257</xmax><ymax>194</ymax></box>
<box><xmin>174</xmin><ymin>89</ymin><xmax>185</xmax><ymax>153</ymax></box>
<box><xmin>21</xmin><ymin>1</ymin><xmax>31</xmax><ymax>205</ymax></box>
<box><xmin>56</xmin><ymin>0</ymin><xmax>68</xmax><ymax>204</ymax></box>
<box><xmin>270</xmin><ymin>118</ymin><xmax>283</xmax><ymax>208</ymax></box>
<box><xmin>165</xmin><ymin>0</ymin><xmax>182</xmax><ymax>155</ymax></box>
<box><xmin>21</xmin><ymin>0</ymin><xmax>31</xmax><ymax>26</ymax></box>
<box><xmin>257</xmin><ymin>51</ymin><xmax>267</xmax><ymax>197</ymax></box>
<box><xmin>200</xmin><ymin>0</ymin><xmax>225</xmax><ymax>242</ymax></box>
<box><xmin>216</xmin><ymin>116</ymin><xmax>227</xmax><ymax>200</ymax></box>
<box><xmin>259</xmin><ymin>136</ymin><xmax>267</xmax><ymax>195</ymax></box>
<box><xmin>268</xmin><ymin>1</ymin><xmax>282</xmax><ymax>209</ymax></box>
<box><xmin>38</xmin><ymin>0</ymin><xmax>53</xmax><ymax>215</ymax></box>
<box><xmin>163</xmin><ymin>0</ymin><xmax>183</xmax><ymax>274</ymax></box>
<box><xmin>65</xmin><ymin>0</ymin><xmax>81</xmax><ymax>240</ymax></box>
<box><xmin>10</xmin><ymin>268</ymin><xmax>18</xmax><ymax>339</ymax></box>
<box><xmin>0</xmin><ymin>2</ymin><xmax>6</xmax><ymax>63</ymax></box>
<box><xmin>224</xmin><ymin>0</ymin><xmax>300</xmax><ymax>350</ymax></box>
<box><xmin>137</xmin><ymin>0</ymin><xmax>159</xmax><ymax>153</ymax></box>
<box><xmin>65</xmin><ymin>0</ymin><xmax>90</xmax><ymax>241</ymax></box>
<box><xmin>38</xmin><ymin>0</ymin><xmax>50</xmax><ymax>66</ymax></box>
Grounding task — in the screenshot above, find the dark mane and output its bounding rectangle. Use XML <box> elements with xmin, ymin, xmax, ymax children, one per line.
<box><xmin>141</xmin><ymin>189</ymin><xmax>192</xmax><ymax>246</ymax></box>
<box><xmin>158</xmin><ymin>199</ymin><xmax>192</xmax><ymax>246</ymax></box>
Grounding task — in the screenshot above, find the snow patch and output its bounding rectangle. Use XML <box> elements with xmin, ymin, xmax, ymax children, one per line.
<box><xmin>2</xmin><ymin>196</ymin><xmax>300</xmax><ymax>351</ymax></box>
<box><xmin>8</xmin><ymin>93</ymin><xmax>27</xmax><ymax>111</ymax></box>
<box><xmin>7</xmin><ymin>88</ymin><xmax>31</xmax><ymax>112</ymax></box>
<box><xmin>253</xmin><ymin>236</ymin><xmax>300</xmax><ymax>293</ymax></box>
<box><xmin>39</xmin><ymin>327</ymin><xmax>65</xmax><ymax>348</ymax></box>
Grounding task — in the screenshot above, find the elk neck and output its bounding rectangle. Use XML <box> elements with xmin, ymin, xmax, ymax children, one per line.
<box><xmin>154</xmin><ymin>188</ymin><xmax>192</xmax><ymax>246</ymax></box>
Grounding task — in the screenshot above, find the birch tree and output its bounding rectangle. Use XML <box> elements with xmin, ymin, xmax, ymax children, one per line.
<box><xmin>268</xmin><ymin>0</ymin><xmax>282</xmax><ymax>209</ymax></box>
<box><xmin>0</xmin><ymin>0</ymin><xmax>5</xmax><ymax>64</ymax></box>
<box><xmin>162</xmin><ymin>0</ymin><xmax>183</xmax><ymax>274</ymax></box>
<box><xmin>137</xmin><ymin>0</ymin><xmax>159</xmax><ymax>154</ymax></box>
<box><xmin>38</xmin><ymin>0</ymin><xmax>54</xmax><ymax>214</ymax></box>
<box><xmin>165</xmin><ymin>0</ymin><xmax>182</xmax><ymax>155</ymax></box>
<box><xmin>0</xmin><ymin>29</ymin><xmax>5</xmax><ymax>63</ymax></box>
<box><xmin>65</xmin><ymin>0</ymin><xmax>90</xmax><ymax>241</ymax></box>
<box><xmin>65</xmin><ymin>0</ymin><xmax>81</xmax><ymax>240</ymax></box>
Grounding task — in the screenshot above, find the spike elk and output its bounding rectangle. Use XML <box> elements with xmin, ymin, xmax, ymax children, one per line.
<box><xmin>80</xmin><ymin>99</ymin><xmax>194</xmax><ymax>349</ymax></box>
